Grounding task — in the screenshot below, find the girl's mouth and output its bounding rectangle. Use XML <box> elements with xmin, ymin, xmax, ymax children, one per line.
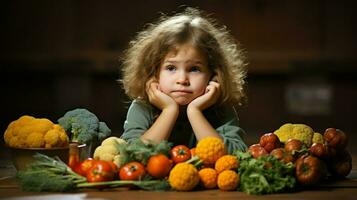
<box><xmin>172</xmin><ymin>90</ymin><xmax>192</xmax><ymax>95</ymax></box>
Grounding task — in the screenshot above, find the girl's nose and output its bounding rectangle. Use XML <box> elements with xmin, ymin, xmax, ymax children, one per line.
<box><xmin>176</xmin><ymin>72</ymin><xmax>189</xmax><ymax>86</ymax></box>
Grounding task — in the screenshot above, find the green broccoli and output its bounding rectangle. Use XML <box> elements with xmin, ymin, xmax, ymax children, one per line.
<box><xmin>58</xmin><ymin>108</ymin><xmax>111</xmax><ymax>144</ymax></box>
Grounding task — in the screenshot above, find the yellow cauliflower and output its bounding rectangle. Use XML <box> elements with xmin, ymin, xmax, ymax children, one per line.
<box><xmin>274</xmin><ymin>123</ymin><xmax>323</xmax><ymax>147</ymax></box>
<box><xmin>93</xmin><ymin>136</ymin><xmax>127</xmax><ymax>167</ymax></box>
<box><xmin>312</xmin><ymin>132</ymin><xmax>324</xmax><ymax>144</ymax></box>
<box><xmin>3</xmin><ymin>115</ymin><xmax>69</xmax><ymax>148</ymax></box>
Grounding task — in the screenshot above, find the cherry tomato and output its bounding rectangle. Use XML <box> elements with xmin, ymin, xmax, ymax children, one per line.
<box><xmin>170</xmin><ymin>145</ymin><xmax>191</xmax><ymax>164</ymax></box>
<box><xmin>87</xmin><ymin>160</ymin><xmax>116</xmax><ymax>182</ymax></box>
<box><xmin>147</xmin><ymin>154</ymin><xmax>173</xmax><ymax>179</ymax></box>
<box><xmin>75</xmin><ymin>158</ymin><xmax>97</xmax><ymax>176</ymax></box>
<box><xmin>119</xmin><ymin>161</ymin><xmax>146</xmax><ymax>180</ymax></box>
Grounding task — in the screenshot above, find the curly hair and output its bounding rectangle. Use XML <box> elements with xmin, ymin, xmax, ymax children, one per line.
<box><xmin>120</xmin><ymin>7</ymin><xmax>247</xmax><ymax>107</ymax></box>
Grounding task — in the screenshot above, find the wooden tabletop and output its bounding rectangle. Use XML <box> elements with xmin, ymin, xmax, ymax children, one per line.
<box><xmin>1</xmin><ymin>155</ymin><xmax>356</xmax><ymax>200</ymax></box>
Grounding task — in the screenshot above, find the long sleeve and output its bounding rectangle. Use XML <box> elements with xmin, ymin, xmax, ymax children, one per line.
<box><xmin>210</xmin><ymin>106</ymin><xmax>247</xmax><ymax>154</ymax></box>
<box><xmin>120</xmin><ymin>100</ymin><xmax>155</xmax><ymax>142</ymax></box>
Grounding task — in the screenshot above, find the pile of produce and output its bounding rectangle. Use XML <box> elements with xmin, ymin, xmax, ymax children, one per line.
<box><xmin>248</xmin><ymin>123</ymin><xmax>352</xmax><ymax>190</ymax></box>
<box><xmin>5</xmin><ymin>117</ymin><xmax>352</xmax><ymax>195</ymax></box>
<box><xmin>3</xmin><ymin>108</ymin><xmax>111</xmax><ymax>149</ymax></box>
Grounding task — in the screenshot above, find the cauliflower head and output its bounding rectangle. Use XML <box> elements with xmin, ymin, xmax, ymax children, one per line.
<box><xmin>4</xmin><ymin>115</ymin><xmax>69</xmax><ymax>148</ymax></box>
<box><xmin>312</xmin><ymin>132</ymin><xmax>324</xmax><ymax>144</ymax></box>
<box><xmin>274</xmin><ymin>123</ymin><xmax>321</xmax><ymax>147</ymax></box>
<box><xmin>93</xmin><ymin>136</ymin><xmax>127</xmax><ymax>167</ymax></box>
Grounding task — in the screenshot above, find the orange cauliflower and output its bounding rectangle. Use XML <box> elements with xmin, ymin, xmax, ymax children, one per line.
<box><xmin>3</xmin><ymin>115</ymin><xmax>69</xmax><ymax>148</ymax></box>
<box><xmin>195</xmin><ymin>137</ymin><xmax>226</xmax><ymax>165</ymax></box>
<box><xmin>217</xmin><ymin>170</ymin><xmax>240</xmax><ymax>191</ymax></box>
<box><xmin>168</xmin><ymin>163</ymin><xmax>200</xmax><ymax>191</ymax></box>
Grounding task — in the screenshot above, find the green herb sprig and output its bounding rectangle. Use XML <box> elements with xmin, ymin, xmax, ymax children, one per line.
<box><xmin>235</xmin><ymin>151</ymin><xmax>296</xmax><ymax>195</ymax></box>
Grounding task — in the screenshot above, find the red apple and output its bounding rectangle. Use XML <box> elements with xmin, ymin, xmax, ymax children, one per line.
<box><xmin>259</xmin><ymin>133</ymin><xmax>281</xmax><ymax>153</ymax></box>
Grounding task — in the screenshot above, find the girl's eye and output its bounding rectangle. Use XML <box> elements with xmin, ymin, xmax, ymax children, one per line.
<box><xmin>190</xmin><ymin>66</ymin><xmax>201</xmax><ymax>72</ymax></box>
<box><xmin>166</xmin><ymin>65</ymin><xmax>176</xmax><ymax>71</ymax></box>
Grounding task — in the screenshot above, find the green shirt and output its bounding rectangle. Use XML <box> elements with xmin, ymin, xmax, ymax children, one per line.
<box><xmin>120</xmin><ymin>100</ymin><xmax>247</xmax><ymax>154</ymax></box>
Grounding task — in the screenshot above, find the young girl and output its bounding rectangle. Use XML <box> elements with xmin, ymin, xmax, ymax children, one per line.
<box><xmin>120</xmin><ymin>8</ymin><xmax>247</xmax><ymax>154</ymax></box>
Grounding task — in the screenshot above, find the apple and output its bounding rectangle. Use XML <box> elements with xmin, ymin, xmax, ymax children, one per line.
<box><xmin>259</xmin><ymin>133</ymin><xmax>281</xmax><ymax>153</ymax></box>
<box><xmin>323</xmin><ymin>128</ymin><xmax>348</xmax><ymax>149</ymax></box>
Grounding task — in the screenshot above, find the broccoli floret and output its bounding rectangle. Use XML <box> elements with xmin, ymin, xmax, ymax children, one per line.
<box><xmin>58</xmin><ymin>108</ymin><xmax>111</xmax><ymax>144</ymax></box>
<box><xmin>98</xmin><ymin>121</ymin><xmax>111</xmax><ymax>142</ymax></box>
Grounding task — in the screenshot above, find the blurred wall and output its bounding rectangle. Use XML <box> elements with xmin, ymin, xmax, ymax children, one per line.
<box><xmin>1</xmin><ymin>1</ymin><xmax>356</xmax><ymax>151</ymax></box>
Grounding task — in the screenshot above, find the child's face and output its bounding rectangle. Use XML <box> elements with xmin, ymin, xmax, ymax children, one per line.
<box><xmin>158</xmin><ymin>44</ymin><xmax>212</xmax><ymax>105</ymax></box>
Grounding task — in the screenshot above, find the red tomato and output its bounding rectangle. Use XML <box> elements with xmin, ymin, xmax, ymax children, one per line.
<box><xmin>270</xmin><ymin>148</ymin><xmax>295</xmax><ymax>164</ymax></box>
<box><xmin>285</xmin><ymin>139</ymin><xmax>304</xmax><ymax>153</ymax></box>
<box><xmin>329</xmin><ymin>149</ymin><xmax>352</xmax><ymax>178</ymax></box>
<box><xmin>108</xmin><ymin>161</ymin><xmax>118</xmax><ymax>173</ymax></box>
<box><xmin>259</xmin><ymin>133</ymin><xmax>281</xmax><ymax>153</ymax></box>
<box><xmin>119</xmin><ymin>162</ymin><xmax>146</xmax><ymax>180</ymax></box>
<box><xmin>248</xmin><ymin>144</ymin><xmax>268</xmax><ymax>158</ymax></box>
<box><xmin>190</xmin><ymin>148</ymin><xmax>196</xmax><ymax>157</ymax></box>
<box><xmin>295</xmin><ymin>155</ymin><xmax>327</xmax><ymax>185</ymax></box>
<box><xmin>170</xmin><ymin>145</ymin><xmax>191</xmax><ymax>164</ymax></box>
<box><xmin>86</xmin><ymin>160</ymin><xmax>116</xmax><ymax>182</ymax></box>
<box><xmin>147</xmin><ymin>154</ymin><xmax>173</xmax><ymax>179</ymax></box>
<box><xmin>75</xmin><ymin>158</ymin><xmax>97</xmax><ymax>176</ymax></box>
<box><xmin>309</xmin><ymin>143</ymin><xmax>328</xmax><ymax>159</ymax></box>
<box><xmin>324</xmin><ymin>128</ymin><xmax>348</xmax><ymax>149</ymax></box>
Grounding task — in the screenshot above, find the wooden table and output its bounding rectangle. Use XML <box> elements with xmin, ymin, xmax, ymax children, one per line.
<box><xmin>1</xmin><ymin>156</ymin><xmax>357</xmax><ymax>200</ymax></box>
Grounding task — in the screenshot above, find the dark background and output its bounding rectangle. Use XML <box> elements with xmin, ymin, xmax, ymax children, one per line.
<box><xmin>1</xmin><ymin>1</ymin><xmax>356</xmax><ymax>153</ymax></box>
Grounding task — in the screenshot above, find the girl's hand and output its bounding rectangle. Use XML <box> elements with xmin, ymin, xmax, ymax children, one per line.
<box><xmin>146</xmin><ymin>78</ymin><xmax>178</xmax><ymax>111</ymax></box>
<box><xmin>188</xmin><ymin>79</ymin><xmax>220</xmax><ymax>111</ymax></box>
